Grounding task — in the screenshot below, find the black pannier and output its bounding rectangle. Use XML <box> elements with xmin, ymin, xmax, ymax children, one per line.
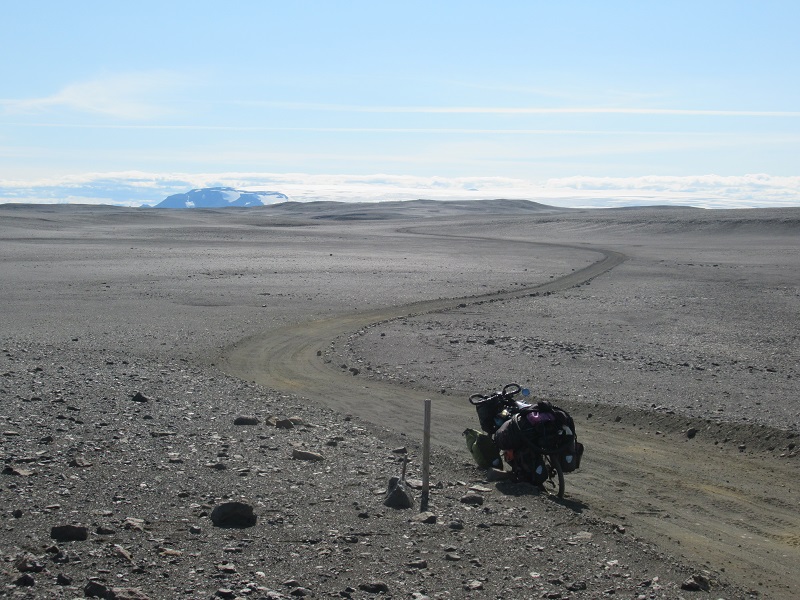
<box><xmin>474</xmin><ymin>395</ymin><xmax>503</xmax><ymax>434</ymax></box>
<box><xmin>561</xmin><ymin>441</ymin><xmax>584</xmax><ymax>472</ymax></box>
<box><xmin>494</xmin><ymin>413</ymin><xmax>525</xmax><ymax>450</ymax></box>
<box><xmin>496</xmin><ymin>400</ymin><xmax>583</xmax><ymax>472</ymax></box>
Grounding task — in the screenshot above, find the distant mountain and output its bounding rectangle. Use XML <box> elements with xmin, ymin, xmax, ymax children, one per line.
<box><xmin>154</xmin><ymin>187</ymin><xmax>288</xmax><ymax>209</ymax></box>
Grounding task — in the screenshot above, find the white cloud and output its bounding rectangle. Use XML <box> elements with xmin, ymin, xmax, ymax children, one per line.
<box><xmin>0</xmin><ymin>71</ymin><xmax>186</xmax><ymax>120</ymax></box>
<box><xmin>1</xmin><ymin>171</ymin><xmax>798</xmax><ymax>209</ymax></box>
<box><xmin>245</xmin><ymin>102</ymin><xmax>800</xmax><ymax>118</ymax></box>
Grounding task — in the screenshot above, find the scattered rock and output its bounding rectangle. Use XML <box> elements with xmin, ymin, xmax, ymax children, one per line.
<box><xmin>412</xmin><ymin>511</ymin><xmax>436</xmax><ymax>524</ymax></box>
<box><xmin>681</xmin><ymin>573</ymin><xmax>711</xmax><ymax>591</ymax></box>
<box><xmin>14</xmin><ymin>573</ymin><xmax>35</xmax><ymax>587</ymax></box>
<box><xmin>122</xmin><ymin>517</ymin><xmax>146</xmax><ymax>532</ymax></box>
<box><xmin>150</xmin><ymin>430</ymin><xmax>175</xmax><ymax>437</ymax></box>
<box><xmin>359</xmin><ymin>581</ymin><xmax>389</xmax><ymax>593</ymax></box>
<box><xmin>464</xmin><ymin>580</ymin><xmax>483</xmax><ymax>590</ymax></box>
<box><xmin>291</xmin><ymin>449</ymin><xmax>324</xmax><ymax>461</ymax></box>
<box><xmin>50</xmin><ymin>524</ymin><xmax>88</xmax><ymax>541</ymax></box>
<box><xmin>567</xmin><ymin>581</ymin><xmax>587</xmax><ymax>591</ymax></box>
<box><xmin>108</xmin><ymin>588</ymin><xmax>152</xmax><ymax>600</ymax></box>
<box><xmin>460</xmin><ymin>493</ymin><xmax>484</xmax><ymax>505</ymax></box>
<box><xmin>15</xmin><ymin>553</ymin><xmax>45</xmax><ymax>572</ymax></box>
<box><xmin>85</xmin><ymin>580</ymin><xmax>111</xmax><ymax>598</ymax></box>
<box><xmin>210</xmin><ymin>501</ymin><xmax>257</xmax><ymax>528</ymax></box>
<box><xmin>2</xmin><ymin>465</ymin><xmax>35</xmax><ymax>476</ymax></box>
<box><xmin>384</xmin><ymin>477</ymin><xmax>415</xmax><ymax>509</ymax></box>
<box><xmin>405</xmin><ymin>477</ymin><xmax>423</xmax><ymax>489</ymax></box>
<box><xmin>130</xmin><ymin>391</ymin><xmax>150</xmax><ymax>403</ymax></box>
<box><xmin>468</xmin><ymin>484</ymin><xmax>491</xmax><ymax>493</ymax></box>
<box><xmin>485</xmin><ymin>468</ymin><xmax>512</xmax><ymax>481</ymax></box>
<box><xmin>113</xmin><ymin>545</ymin><xmax>133</xmax><ymax>562</ymax></box>
<box><xmin>233</xmin><ymin>415</ymin><xmax>260</xmax><ymax>425</ymax></box>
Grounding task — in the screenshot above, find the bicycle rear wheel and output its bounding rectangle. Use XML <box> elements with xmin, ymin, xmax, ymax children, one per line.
<box><xmin>548</xmin><ymin>454</ymin><xmax>565</xmax><ymax>498</ymax></box>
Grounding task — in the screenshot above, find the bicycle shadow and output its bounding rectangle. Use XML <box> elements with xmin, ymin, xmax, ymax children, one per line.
<box><xmin>493</xmin><ymin>480</ymin><xmax>589</xmax><ymax>514</ymax></box>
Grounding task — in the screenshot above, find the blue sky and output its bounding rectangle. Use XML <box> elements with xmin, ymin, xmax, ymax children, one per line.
<box><xmin>1</xmin><ymin>1</ymin><xmax>799</xmax><ymax>207</ymax></box>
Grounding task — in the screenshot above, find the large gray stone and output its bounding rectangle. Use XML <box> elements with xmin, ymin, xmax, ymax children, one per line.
<box><xmin>384</xmin><ymin>476</ymin><xmax>415</xmax><ymax>509</ymax></box>
<box><xmin>210</xmin><ymin>501</ymin><xmax>257</xmax><ymax>528</ymax></box>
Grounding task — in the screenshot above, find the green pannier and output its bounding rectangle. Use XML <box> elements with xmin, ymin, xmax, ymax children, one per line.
<box><xmin>463</xmin><ymin>428</ymin><xmax>501</xmax><ymax>469</ymax></box>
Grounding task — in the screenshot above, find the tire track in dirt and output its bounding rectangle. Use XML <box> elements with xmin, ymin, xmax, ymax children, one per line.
<box><xmin>219</xmin><ymin>238</ymin><xmax>622</xmax><ymax>447</ymax></box>
<box><xmin>219</xmin><ymin>233</ymin><xmax>799</xmax><ymax>599</ymax></box>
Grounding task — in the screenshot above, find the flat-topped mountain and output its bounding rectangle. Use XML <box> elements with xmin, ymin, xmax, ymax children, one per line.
<box><xmin>155</xmin><ymin>187</ymin><xmax>288</xmax><ymax>208</ymax></box>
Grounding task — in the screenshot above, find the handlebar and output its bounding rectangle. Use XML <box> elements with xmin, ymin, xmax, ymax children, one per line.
<box><xmin>468</xmin><ymin>393</ymin><xmax>488</xmax><ymax>405</ymax></box>
<box><xmin>468</xmin><ymin>383</ymin><xmax>528</xmax><ymax>406</ymax></box>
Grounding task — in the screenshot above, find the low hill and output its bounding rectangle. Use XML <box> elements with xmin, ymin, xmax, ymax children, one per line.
<box><xmin>260</xmin><ymin>198</ymin><xmax>571</xmax><ymax>220</ymax></box>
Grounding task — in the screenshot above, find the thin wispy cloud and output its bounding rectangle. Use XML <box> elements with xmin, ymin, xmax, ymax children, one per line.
<box><xmin>0</xmin><ymin>71</ymin><xmax>186</xmax><ymax>120</ymax></box>
<box><xmin>241</xmin><ymin>102</ymin><xmax>800</xmax><ymax>118</ymax></box>
<box><xmin>0</xmin><ymin>123</ymin><xmax>745</xmax><ymax>136</ymax></box>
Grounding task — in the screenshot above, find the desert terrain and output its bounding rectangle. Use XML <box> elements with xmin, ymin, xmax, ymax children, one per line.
<box><xmin>1</xmin><ymin>201</ymin><xmax>798</xmax><ymax>599</ymax></box>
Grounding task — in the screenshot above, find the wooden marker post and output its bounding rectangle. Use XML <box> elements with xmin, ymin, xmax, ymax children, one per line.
<box><xmin>420</xmin><ymin>399</ymin><xmax>431</xmax><ymax>512</ymax></box>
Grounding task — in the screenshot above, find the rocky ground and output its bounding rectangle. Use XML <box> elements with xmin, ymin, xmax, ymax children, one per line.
<box><xmin>2</xmin><ymin>341</ymin><xmax>739</xmax><ymax>599</ymax></box>
<box><xmin>2</xmin><ymin>202</ymin><xmax>798</xmax><ymax>599</ymax></box>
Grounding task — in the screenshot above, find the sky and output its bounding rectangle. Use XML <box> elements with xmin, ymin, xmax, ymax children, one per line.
<box><xmin>1</xmin><ymin>1</ymin><xmax>799</xmax><ymax>208</ymax></box>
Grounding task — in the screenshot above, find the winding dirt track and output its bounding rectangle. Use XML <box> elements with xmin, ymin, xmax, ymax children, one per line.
<box><xmin>220</xmin><ymin>235</ymin><xmax>799</xmax><ymax>599</ymax></box>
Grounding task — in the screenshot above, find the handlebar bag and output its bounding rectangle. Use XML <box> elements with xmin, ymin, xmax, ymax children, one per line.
<box><xmin>475</xmin><ymin>396</ymin><xmax>502</xmax><ymax>434</ymax></box>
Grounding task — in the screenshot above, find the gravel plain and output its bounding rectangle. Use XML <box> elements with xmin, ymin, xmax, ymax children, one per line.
<box><xmin>1</xmin><ymin>202</ymin><xmax>798</xmax><ymax>599</ymax></box>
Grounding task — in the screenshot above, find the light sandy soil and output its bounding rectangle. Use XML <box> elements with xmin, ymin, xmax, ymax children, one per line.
<box><xmin>1</xmin><ymin>202</ymin><xmax>798</xmax><ymax>599</ymax></box>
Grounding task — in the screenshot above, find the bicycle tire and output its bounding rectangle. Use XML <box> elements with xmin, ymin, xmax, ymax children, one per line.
<box><xmin>546</xmin><ymin>454</ymin><xmax>565</xmax><ymax>498</ymax></box>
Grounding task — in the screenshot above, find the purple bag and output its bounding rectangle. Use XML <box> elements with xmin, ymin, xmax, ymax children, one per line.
<box><xmin>525</xmin><ymin>410</ymin><xmax>555</xmax><ymax>426</ymax></box>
